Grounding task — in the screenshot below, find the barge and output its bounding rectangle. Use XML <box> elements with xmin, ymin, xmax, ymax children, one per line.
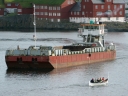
<box><xmin>5</xmin><ymin>4</ymin><xmax>116</xmax><ymax>70</ymax></box>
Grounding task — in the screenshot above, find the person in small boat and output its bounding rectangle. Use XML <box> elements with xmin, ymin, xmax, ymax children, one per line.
<box><xmin>100</xmin><ymin>77</ymin><xmax>102</xmax><ymax>82</ymax></box>
<box><xmin>105</xmin><ymin>78</ymin><xmax>108</xmax><ymax>81</ymax></box>
<box><xmin>94</xmin><ymin>79</ymin><xmax>97</xmax><ymax>83</ymax></box>
<box><xmin>90</xmin><ymin>78</ymin><xmax>94</xmax><ymax>83</ymax></box>
<box><xmin>97</xmin><ymin>78</ymin><xmax>101</xmax><ymax>82</ymax></box>
<box><xmin>102</xmin><ymin>77</ymin><xmax>104</xmax><ymax>81</ymax></box>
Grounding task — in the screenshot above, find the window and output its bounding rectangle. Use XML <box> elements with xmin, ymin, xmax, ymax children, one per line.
<box><xmin>36</xmin><ymin>5</ymin><xmax>39</xmax><ymax>9</ymax></box>
<box><xmin>40</xmin><ymin>6</ymin><xmax>43</xmax><ymax>9</ymax></box>
<box><xmin>51</xmin><ymin>19</ymin><xmax>54</xmax><ymax>22</ymax></box>
<box><xmin>77</xmin><ymin>12</ymin><xmax>79</xmax><ymax>15</ymax></box>
<box><xmin>57</xmin><ymin>7</ymin><xmax>60</xmax><ymax>10</ymax></box>
<box><xmin>97</xmin><ymin>12</ymin><xmax>102</xmax><ymax>16</ymax></box>
<box><xmin>40</xmin><ymin>12</ymin><xmax>43</xmax><ymax>15</ymax></box>
<box><xmin>49</xmin><ymin>7</ymin><xmax>52</xmax><ymax>10</ymax></box>
<box><xmin>114</xmin><ymin>11</ymin><xmax>117</xmax><ymax>15</ymax></box>
<box><xmin>53</xmin><ymin>7</ymin><xmax>56</xmax><ymax>10</ymax></box>
<box><xmin>106</xmin><ymin>11</ymin><xmax>111</xmax><ymax>15</ymax></box>
<box><xmin>95</xmin><ymin>5</ymin><xmax>98</xmax><ymax>9</ymax></box>
<box><xmin>107</xmin><ymin>0</ymin><xmax>111</xmax><ymax>2</ymax></box>
<box><xmin>57</xmin><ymin>13</ymin><xmax>61</xmax><ymax>16</ymax></box>
<box><xmin>82</xmin><ymin>12</ymin><xmax>85</xmax><ymax>15</ymax></box>
<box><xmin>7</xmin><ymin>3</ymin><xmax>11</xmax><ymax>6</ymax></box>
<box><xmin>57</xmin><ymin>19</ymin><xmax>60</xmax><ymax>22</ymax></box>
<box><xmin>15</xmin><ymin>4</ymin><xmax>18</xmax><ymax>6</ymax></box>
<box><xmin>53</xmin><ymin>13</ymin><xmax>56</xmax><ymax>16</ymax></box>
<box><xmin>18</xmin><ymin>9</ymin><xmax>22</xmax><ymax>12</ymax></box>
<box><xmin>120</xmin><ymin>5</ymin><xmax>123</xmax><ymax>8</ymax></box>
<box><xmin>108</xmin><ymin>5</ymin><xmax>110</xmax><ymax>9</ymax></box>
<box><xmin>101</xmin><ymin>5</ymin><xmax>104</xmax><ymax>9</ymax></box>
<box><xmin>49</xmin><ymin>13</ymin><xmax>52</xmax><ymax>16</ymax></box>
<box><xmin>83</xmin><ymin>5</ymin><xmax>85</xmax><ymax>9</ymax></box>
<box><xmin>85</xmin><ymin>0</ymin><xmax>86</xmax><ymax>2</ymax></box>
<box><xmin>114</xmin><ymin>5</ymin><xmax>116</xmax><ymax>9</ymax></box>
<box><xmin>74</xmin><ymin>12</ymin><xmax>76</xmax><ymax>15</ymax></box>
<box><xmin>45</xmin><ymin>6</ymin><xmax>47</xmax><ymax>9</ymax></box>
<box><xmin>35</xmin><ymin>12</ymin><xmax>39</xmax><ymax>15</ymax></box>
<box><xmin>71</xmin><ymin>12</ymin><xmax>72</xmax><ymax>15</ymax></box>
<box><xmin>120</xmin><ymin>11</ymin><xmax>122</xmax><ymax>15</ymax></box>
<box><xmin>45</xmin><ymin>12</ymin><xmax>48</xmax><ymax>15</ymax></box>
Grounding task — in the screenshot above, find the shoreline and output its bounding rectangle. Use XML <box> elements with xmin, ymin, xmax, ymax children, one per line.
<box><xmin>0</xmin><ymin>15</ymin><xmax>128</xmax><ymax>32</ymax></box>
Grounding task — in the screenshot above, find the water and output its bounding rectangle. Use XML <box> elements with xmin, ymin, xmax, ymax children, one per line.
<box><xmin>0</xmin><ymin>31</ymin><xmax>128</xmax><ymax>96</ymax></box>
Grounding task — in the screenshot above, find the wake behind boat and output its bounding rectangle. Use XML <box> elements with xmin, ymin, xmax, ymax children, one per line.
<box><xmin>89</xmin><ymin>77</ymin><xmax>108</xmax><ymax>86</ymax></box>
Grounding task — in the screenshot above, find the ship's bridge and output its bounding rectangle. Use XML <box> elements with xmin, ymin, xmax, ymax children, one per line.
<box><xmin>79</xmin><ymin>23</ymin><xmax>105</xmax><ymax>36</ymax></box>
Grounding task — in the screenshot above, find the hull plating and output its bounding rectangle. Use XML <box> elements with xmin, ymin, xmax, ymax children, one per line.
<box><xmin>5</xmin><ymin>50</ymin><xmax>116</xmax><ymax>69</ymax></box>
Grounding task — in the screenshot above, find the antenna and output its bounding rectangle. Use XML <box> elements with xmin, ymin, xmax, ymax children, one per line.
<box><xmin>33</xmin><ymin>4</ymin><xmax>37</xmax><ymax>48</ymax></box>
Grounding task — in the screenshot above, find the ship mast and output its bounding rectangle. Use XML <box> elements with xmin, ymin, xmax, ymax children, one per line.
<box><xmin>33</xmin><ymin>4</ymin><xmax>37</xmax><ymax>48</ymax></box>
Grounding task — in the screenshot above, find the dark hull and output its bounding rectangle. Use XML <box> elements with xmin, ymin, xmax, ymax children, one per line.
<box><xmin>5</xmin><ymin>50</ymin><xmax>116</xmax><ymax>69</ymax></box>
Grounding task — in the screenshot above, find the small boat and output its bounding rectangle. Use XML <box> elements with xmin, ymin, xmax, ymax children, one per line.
<box><xmin>89</xmin><ymin>78</ymin><xmax>108</xmax><ymax>86</ymax></box>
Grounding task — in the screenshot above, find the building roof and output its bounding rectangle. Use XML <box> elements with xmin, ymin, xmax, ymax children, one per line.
<box><xmin>91</xmin><ymin>0</ymin><xmax>125</xmax><ymax>4</ymax></box>
<box><xmin>91</xmin><ymin>0</ymin><xmax>104</xmax><ymax>4</ymax></box>
<box><xmin>113</xmin><ymin>0</ymin><xmax>125</xmax><ymax>3</ymax></box>
<box><xmin>123</xmin><ymin>0</ymin><xmax>128</xmax><ymax>3</ymax></box>
<box><xmin>70</xmin><ymin>2</ymin><xmax>81</xmax><ymax>11</ymax></box>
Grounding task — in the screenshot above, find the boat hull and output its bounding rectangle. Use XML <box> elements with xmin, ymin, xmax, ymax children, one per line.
<box><xmin>5</xmin><ymin>50</ymin><xmax>116</xmax><ymax>69</ymax></box>
<box><xmin>89</xmin><ymin>81</ymin><xmax>108</xmax><ymax>86</ymax></box>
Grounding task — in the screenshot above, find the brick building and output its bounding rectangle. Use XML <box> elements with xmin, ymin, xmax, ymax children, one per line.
<box><xmin>35</xmin><ymin>0</ymin><xmax>76</xmax><ymax>22</ymax></box>
<box><xmin>0</xmin><ymin>0</ymin><xmax>126</xmax><ymax>22</ymax></box>
<box><xmin>69</xmin><ymin>0</ymin><xmax>125</xmax><ymax>23</ymax></box>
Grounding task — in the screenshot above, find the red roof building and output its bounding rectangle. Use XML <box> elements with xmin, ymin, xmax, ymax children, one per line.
<box><xmin>0</xmin><ymin>3</ymin><xmax>33</xmax><ymax>16</ymax></box>
<box><xmin>35</xmin><ymin>0</ymin><xmax>76</xmax><ymax>22</ymax></box>
<box><xmin>69</xmin><ymin>0</ymin><xmax>125</xmax><ymax>23</ymax></box>
<box><xmin>0</xmin><ymin>3</ymin><xmax>18</xmax><ymax>16</ymax></box>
